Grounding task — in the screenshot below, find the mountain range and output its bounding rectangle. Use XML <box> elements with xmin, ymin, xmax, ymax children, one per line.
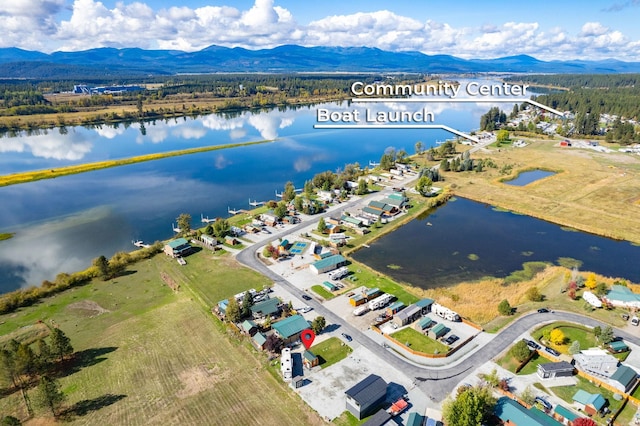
<box><xmin>1</xmin><ymin>45</ymin><xmax>639</xmax><ymax>79</ymax></box>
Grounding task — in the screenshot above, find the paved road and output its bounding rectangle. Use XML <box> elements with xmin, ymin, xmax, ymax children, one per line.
<box><xmin>235</xmin><ymin>162</ymin><xmax>640</xmax><ymax>402</ymax></box>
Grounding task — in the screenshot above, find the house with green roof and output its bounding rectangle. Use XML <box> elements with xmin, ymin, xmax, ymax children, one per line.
<box><xmin>572</xmin><ymin>389</ymin><xmax>606</xmax><ymax>416</ymax></box>
<box><xmin>303</xmin><ymin>350</ymin><xmax>319</xmax><ymax>369</ymax></box>
<box><xmin>309</xmin><ymin>254</ymin><xmax>347</xmax><ymax>274</ymax></box>
<box><xmin>610</xmin><ymin>364</ymin><xmax>638</xmax><ymax>393</ymax></box>
<box><xmin>406</xmin><ymin>412</ymin><xmax>425</xmax><ymax>426</ymax></box>
<box><xmin>495</xmin><ymin>397</ymin><xmax>562</xmax><ymax>426</ymax></box>
<box><xmin>272</xmin><ymin>315</ymin><xmax>310</xmax><ymax>344</ymax></box>
<box><xmin>250</xmin><ymin>297</ymin><xmax>280</xmax><ymax>318</ymax></box>
<box><xmin>164</xmin><ymin>237</ymin><xmax>192</xmax><ymax>258</ymax></box>
<box><xmin>240</xmin><ymin>320</ymin><xmax>258</xmax><ymax>336</ymax></box>
<box><xmin>252</xmin><ymin>332</ymin><xmax>267</xmax><ymax>350</ymax></box>
<box><xmin>603</xmin><ymin>285</ymin><xmax>640</xmax><ymax>309</ymax></box>
<box><xmin>416</xmin><ymin>298</ymin><xmax>434</xmax><ymax>314</ymax></box>
<box><xmin>608</xmin><ymin>340</ymin><xmax>629</xmax><ymax>354</ymax></box>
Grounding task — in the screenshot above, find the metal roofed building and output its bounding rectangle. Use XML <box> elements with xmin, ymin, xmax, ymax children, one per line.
<box><xmin>250</xmin><ymin>297</ymin><xmax>280</xmax><ymax>318</ymax></box>
<box><xmin>164</xmin><ymin>237</ymin><xmax>192</xmax><ymax>258</ymax></box>
<box><xmin>572</xmin><ymin>390</ymin><xmax>606</xmax><ymax>416</ymax></box>
<box><xmin>394</xmin><ymin>303</ymin><xmax>423</xmax><ymax>326</ymax></box>
<box><xmin>309</xmin><ymin>254</ymin><xmax>347</xmax><ymax>274</ymax></box>
<box><xmin>495</xmin><ymin>397</ymin><xmax>562</xmax><ymax>426</ymax></box>
<box><xmin>272</xmin><ymin>314</ymin><xmax>310</xmax><ymax>344</ymax></box>
<box><xmin>573</xmin><ymin>348</ymin><xmax>619</xmax><ymax>378</ymax></box>
<box><xmin>609</xmin><ymin>364</ymin><xmax>638</xmax><ymax>393</ymax></box>
<box><xmin>603</xmin><ymin>285</ymin><xmax>640</xmax><ymax>309</ymax></box>
<box><xmin>344</xmin><ymin>374</ymin><xmax>388</xmax><ymax>420</ymax></box>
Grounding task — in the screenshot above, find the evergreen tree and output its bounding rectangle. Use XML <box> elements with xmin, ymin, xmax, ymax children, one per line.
<box><xmin>498</xmin><ymin>299</ymin><xmax>512</xmax><ymax>316</ymax></box>
<box><xmin>225</xmin><ymin>298</ymin><xmax>241</xmax><ymax>323</ymax></box>
<box><xmin>311</xmin><ymin>316</ymin><xmax>326</xmax><ymax>334</ymax></box>
<box><xmin>92</xmin><ymin>255</ymin><xmax>110</xmax><ymax>280</ymax></box>
<box><xmin>415</xmin><ymin>141</ymin><xmax>424</xmax><ymax>154</ymax></box>
<box><xmin>356</xmin><ymin>179</ymin><xmax>368</xmax><ymax>195</ymax></box>
<box><xmin>176</xmin><ymin>213</ymin><xmax>192</xmax><ymax>235</ymax></box>
<box><xmin>317</xmin><ymin>217</ymin><xmax>327</xmax><ymax>233</ymax></box>
<box><xmin>304</xmin><ymin>180</ymin><xmax>314</xmax><ymax>198</ymax></box>
<box><xmin>283</xmin><ymin>181</ymin><xmax>296</xmax><ymax>202</ymax></box>
<box><xmin>35</xmin><ymin>376</ymin><xmax>66</xmax><ymax>417</ymax></box>
<box><xmin>36</xmin><ymin>338</ymin><xmax>53</xmax><ymax>371</ymax></box>
<box><xmin>440</xmin><ymin>159</ymin><xmax>450</xmax><ymax>171</ymax></box>
<box><xmin>241</xmin><ymin>291</ymin><xmax>254</xmax><ymax>318</ymax></box>
<box><xmin>49</xmin><ymin>328</ymin><xmax>73</xmax><ymax>361</ymax></box>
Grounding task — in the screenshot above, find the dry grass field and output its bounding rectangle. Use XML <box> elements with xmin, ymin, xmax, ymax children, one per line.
<box><xmin>444</xmin><ymin>139</ymin><xmax>640</xmax><ymax>244</ymax></box>
<box><xmin>0</xmin><ymin>252</ymin><xmax>323</xmax><ymax>425</ymax></box>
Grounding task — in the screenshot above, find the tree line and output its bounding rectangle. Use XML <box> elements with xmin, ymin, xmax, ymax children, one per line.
<box><xmin>1</xmin><ymin>326</ymin><xmax>74</xmax><ymax>419</ymax></box>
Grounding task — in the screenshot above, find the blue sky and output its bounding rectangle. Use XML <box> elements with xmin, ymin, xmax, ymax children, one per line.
<box><xmin>1</xmin><ymin>0</ymin><xmax>639</xmax><ymax>60</ymax></box>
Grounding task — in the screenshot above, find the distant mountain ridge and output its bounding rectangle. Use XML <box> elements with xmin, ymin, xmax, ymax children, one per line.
<box><xmin>1</xmin><ymin>45</ymin><xmax>639</xmax><ymax>79</ymax></box>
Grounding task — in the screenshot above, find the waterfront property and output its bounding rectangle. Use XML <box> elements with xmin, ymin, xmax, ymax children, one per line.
<box><xmin>164</xmin><ymin>238</ymin><xmax>192</xmax><ymax>258</ymax></box>
<box><xmin>344</xmin><ymin>374</ymin><xmax>388</xmax><ymax>420</ymax></box>
<box><xmin>394</xmin><ymin>303</ymin><xmax>423</xmax><ymax>327</ymax></box>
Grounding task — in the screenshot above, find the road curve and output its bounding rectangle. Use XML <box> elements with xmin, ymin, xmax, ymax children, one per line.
<box><xmin>236</xmin><ymin>219</ymin><xmax>637</xmax><ymax>402</ymax></box>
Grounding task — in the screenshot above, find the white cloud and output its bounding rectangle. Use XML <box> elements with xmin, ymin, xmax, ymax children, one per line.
<box><xmin>0</xmin><ymin>132</ymin><xmax>92</xmax><ymax>161</ymax></box>
<box><xmin>0</xmin><ymin>0</ymin><xmax>638</xmax><ymax>61</ymax></box>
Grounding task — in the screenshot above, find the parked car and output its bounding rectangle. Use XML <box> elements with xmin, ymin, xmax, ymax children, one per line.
<box><xmin>537</xmin><ymin>308</ymin><xmax>549</xmax><ymax>313</ymax></box>
<box><xmin>444</xmin><ymin>335</ymin><xmax>460</xmax><ymax>345</ymax></box>
<box><xmin>301</xmin><ymin>294</ymin><xmax>312</xmax><ymax>301</ymax></box>
<box><xmin>523</xmin><ymin>339</ymin><xmax>541</xmax><ymax>350</ymax></box>
<box><xmin>298</xmin><ymin>306</ymin><xmax>312</xmax><ymax>313</ymax></box>
<box><xmin>535</xmin><ymin>396</ymin><xmax>552</xmax><ymax>411</ymax></box>
<box><xmin>545</xmin><ymin>346</ymin><xmax>560</xmax><ymax>357</ymax></box>
<box><xmin>341</xmin><ymin>333</ymin><xmax>353</xmax><ymax>342</ymax></box>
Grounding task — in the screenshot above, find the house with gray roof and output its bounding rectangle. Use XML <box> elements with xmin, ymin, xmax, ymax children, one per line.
<box><xmin>573</xmin><ymin>348</ymin><xmax>619</xmax><ymax>377</ymax></box>
<box><xmin>537</xmin><ymin>361</ymin><xmax>575</xmax><ymax>379</ymax></box>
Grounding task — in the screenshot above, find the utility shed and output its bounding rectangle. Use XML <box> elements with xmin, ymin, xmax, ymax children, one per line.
<box><xmin>406</xmin><ymin>412</ymin><xmax>425</xmax><ymax>426</ymax></box>
<box><xmin>609</xmin><ymin>340</ymin><xmax>629</xmax><ymax>353</ymax></box>
<box><xmin>417</xmin><ymin>316</ymin><xmax>433</xmax><ymax>330</ymax></box>
<box><xmin>416</xmin><ymin>298</ymin><xmax>434</xmax><ymax>314</ymax></box>
<box><xmin>394</xmin><ymin>304</ymin><xmax>422</xmax><ymax>326</ymax></box>
<box><xmin>428</xmin><ymin>323</ymin><xmax>449</xmax><ymax>339</ymax></box>
<box><xmin>344</xmin><ymin>374</ymin><xmax>388</xmax><ymax>420</ymax></box>
<box><xmin>310</xmin><ymin>254</ymin><xmax>347</xmax><ymax>274</ymax></box>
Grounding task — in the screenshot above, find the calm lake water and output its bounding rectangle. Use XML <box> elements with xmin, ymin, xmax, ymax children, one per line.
<box><xmin>0</xmin><ymin>92</ymin><xmax>494</xmax><ymax>292</ymax></box>
<box><xmin>352</xmin><ymin>197</ymin><xmax>640</xmax><ymax>289</ymax></box>
<box><xmin>504</xmin><ymin>169</ymin><xmax>556</xmax><ymax>186</ymax></box>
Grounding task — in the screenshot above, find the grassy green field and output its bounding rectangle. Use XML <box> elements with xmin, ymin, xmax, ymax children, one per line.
<box><xmin>517</xmin><ymin>353</ymin><xmax>547</xmax><ymax>375</ymax></box>
<box><xmin>550</xmin><ymin>376</ymin><xmax>623</xmax><ymax>425</ymax></box>
<box><xmin>531</xmin><ymin>322</ymin><xmax>598</xmax><ymax>354</ymax></box>
<box><xmin>311</xmin><ymin>284</ymin><xmax>336</xmax><ymax>300</ymax></box>
<box><xmin>311</xmin><ymin>337</ymin><xmax>353</xmax><ymax>369</ymax></box>
<box><xmin>0</xmin><ymin>251</ymin><xmax>323</xmax><ymax>425</ymax></box>
<box><xmin>390</xmin><ymin>327</ymin><xmax>448</xmax><ymax>355</ymax></box>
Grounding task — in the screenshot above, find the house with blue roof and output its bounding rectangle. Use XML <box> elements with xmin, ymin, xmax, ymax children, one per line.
<box><xmin>603</xmin><ymin>285</ymin><xmax>640</xmax><ymax>309</ymax></box>
<box><xmin>572</xmin><ymin>389</ymin><xmax>606</xmax><ymax>416</ymax></box>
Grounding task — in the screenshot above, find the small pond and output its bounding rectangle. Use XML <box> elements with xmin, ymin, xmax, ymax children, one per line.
<box><xmin>504</xmin><ymin>169</ymin><xmax>556</xmax><ymax>186</ymax></box>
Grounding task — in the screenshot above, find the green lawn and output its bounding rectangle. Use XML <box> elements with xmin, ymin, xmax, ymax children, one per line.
<box><xmin>333</xmin><ymin>411</ymin><xmax>367</xmax><ymax>426</ymax></box>
<box><xmin>550</xmin><ymin>376</ymin><xmax>624</xmax><ymax>424</ymax></box>
<box><xmin>616</xmin><ymin>400</ymin><xmax>638</xmax><ymax>425</ymax></box>
<box><xmin>0</xmin><ymin>253</ymin><xmax>323</xmax><ymax>425</ymax></box>
<box><xmin>311</xmin><ymin>285</ymin><xmax>336</xmax><ymax>300</ymax></box>
<box><xmin>390</xmin><ymin>327</ymin><xmax>448</xmax><ymax>355</ymax></box>
<box><xmin>532</xmin><ymin>322</ymin><xmax>598</xmax><ymax>354</ymax></box>
<box><xmin>311</xmin><ymin>337</ymin><xmax>353</xmax><ymax>369</ymax></box>
<box><xmin>161</xmin><ymin>250</ymin><xmax>272</xmax><ymax>309</ymax></box>
<box><xmin>496</xmin><ymin>353</ymin><xmax>522</xmax><ymax>374</ymax></box>
<box><xmin>517</xmin><ymin>353</ymin><xmax>547</xmax><ymax>375</ymax></box>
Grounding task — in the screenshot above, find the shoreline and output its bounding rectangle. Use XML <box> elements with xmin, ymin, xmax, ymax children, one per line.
<box><xmin>0</xmin><ymin>139</ymin><xmax>273</xmax><ymax>188</ymax></box>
